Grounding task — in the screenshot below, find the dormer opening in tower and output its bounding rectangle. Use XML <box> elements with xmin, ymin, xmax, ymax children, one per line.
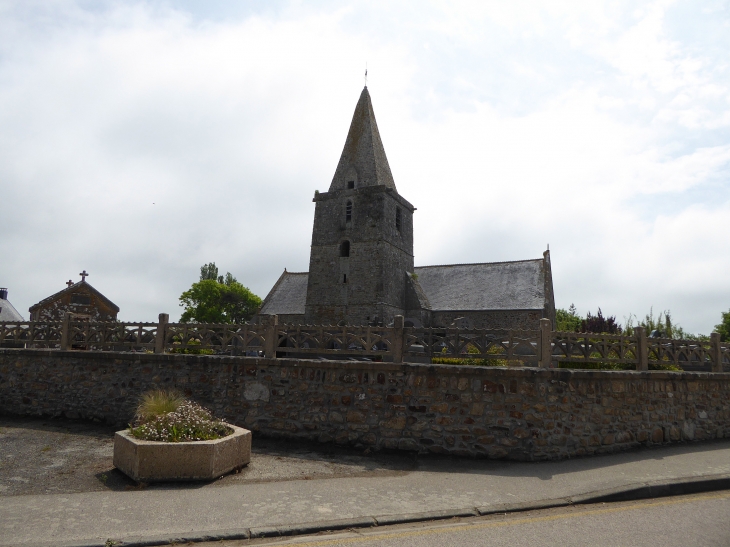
<box><xmin>340</xmin><ymin>240</ymin><xmax>350</xmax><ymax>257</ymax></box>
<box><xmin>345</xmin><ymin>200</ymin><xmax>353</xmax><ymax>222</ymax></box>
<box><xmin>395</xmin><ymin>207</ymin><xmax>402</xmax><ymax>231</ymax></box>
<box><xmin>347</xmin><ymin>180</ymin><xmax>355</xmax><ymax>189</ymax></box>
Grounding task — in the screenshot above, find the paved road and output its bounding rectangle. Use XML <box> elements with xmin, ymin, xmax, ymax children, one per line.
<box><xmin>222</xmin><ymin>491</ymin><xmax>730</xmax><ymax>547</ymax></box>
<box><xmin>2</xmin><ymin>435</ymin><xmax>730</xmax><ymax>546</ymax></box>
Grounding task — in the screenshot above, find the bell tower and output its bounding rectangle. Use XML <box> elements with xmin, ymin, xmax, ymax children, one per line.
<box><xmin>304</xmin><ymin>87</ymin><xmax>416</xmax><ymax>325</ymax></box>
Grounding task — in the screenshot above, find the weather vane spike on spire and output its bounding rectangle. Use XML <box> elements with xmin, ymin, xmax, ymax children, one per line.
<box><xmin>364</xmin><ymin>63</ymin><xmax>367</xmax><ymax>87</ymax></box>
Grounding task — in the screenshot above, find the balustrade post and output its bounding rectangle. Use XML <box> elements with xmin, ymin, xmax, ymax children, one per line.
<box><xmin>155</xmin><ymin>313</ymin><xmax>169</xmax><ymax>354</ymax></box>
<box><xmin>393</xmin><ymin>315</ymin><xmax>404</xmax><ymax>364</ymax></box>
<box><xmin>60</xmin><ymin>313</ymin><xmax>71</xmax><ymax>351</ymax></box>
<box><xmin>264</xmin><ymin>315</ymin><xmax>279</xmax><ymax>359</ymax></box>
<box><xmin>635</xmin><ymin>327</ymin><xmax>648</xmax><ymax>371</ymax></box>
<box><xmin>539</xmin><ymin>318</ymin><xmax>552</xmax><ymax>368</ymax></box>
<box><xmin>711</xmin><ymin>332</ymin><xmax>723</xmax><ymax>373</ymax></box>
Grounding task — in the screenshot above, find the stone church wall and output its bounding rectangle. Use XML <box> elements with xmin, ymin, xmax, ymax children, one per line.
<box><xmin>30</xmin><ymin>287</ymin><xmax>117</xmax><ymax>322</ymax></box>
<box><xmin>306</xmin><ymin>186</ymin><xmax>415</xmax><ymax>325</ymax></box>
<box><xmin>430</xmin><ymin>310</ymin><xmax>544</xmax><ymax>330</ymax></box>
<box><xmin>2</xmin><ymin>349</ymin><xmax>729</xmax><ymax>461</ymax></box>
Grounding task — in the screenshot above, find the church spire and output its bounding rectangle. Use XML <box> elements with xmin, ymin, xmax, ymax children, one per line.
<box><xmin>328</xmin><ymin>87</ymin><xmax>396</xmax><ymax>191</ymax></box>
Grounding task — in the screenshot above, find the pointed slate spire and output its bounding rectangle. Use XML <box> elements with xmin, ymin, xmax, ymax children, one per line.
<box><xmin>328</xmin><ymin>87</ymin><xmax>396</xmax><ymax>191</ymax></box>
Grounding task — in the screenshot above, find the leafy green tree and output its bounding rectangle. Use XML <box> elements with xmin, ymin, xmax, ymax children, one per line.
<box><xmin>715</xmin><ymin>309</ymin><xmax>730</xmax><ymax>342</ymax></box>
<box><xmin>556</xmin><ymin>304</ymin><xmax>582</xmax><ymax>332</ymax></box>
<box><xmin>179</xmin><ymin>264</ymin><xmax>262</xmax><ymax>324</ymax></box>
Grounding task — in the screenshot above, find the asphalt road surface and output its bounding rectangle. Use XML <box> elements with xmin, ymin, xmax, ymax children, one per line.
<box><xmin>210</xmin><ymin>491</ymin><xmax>730</xmax><ymax>547</ymax></box>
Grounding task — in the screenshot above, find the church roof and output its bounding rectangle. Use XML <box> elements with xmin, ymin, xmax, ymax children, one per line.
<box><xmin>259</xmin><ymin>258</ymin><xmax>549</xmax><ymax>318</ymax></box>
<box><xmin>258</xmin><ymin>271</ymin><xmax>308</xmax><ymax>316</ymax></box>
<box><xmin>328</xmin><ymin>86</ymin><xmax>396</xmax><ymax>191</ymax></box>
<box><xmin>413</xmin><ymin>259</ymin><xmax>547</xmax><ymax>311</ymax></box>
<box><xmin>29</xmin><ymin>280</ymin><xmax>119</xmax><ymax>313</ymax></box>
<box><xmin>0</xmin><ymin>294</ymin><xmax>24</xmax><ymax>321</ymax></box>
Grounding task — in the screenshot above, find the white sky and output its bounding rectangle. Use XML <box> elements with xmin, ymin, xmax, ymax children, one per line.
<box><xmin>1</xmin><ymin>0</ymin><xmax>728</xmax><ymax>334</ymax></box>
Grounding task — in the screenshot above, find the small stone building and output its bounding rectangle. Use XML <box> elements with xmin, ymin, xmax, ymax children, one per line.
<box><xmin>29</xmin><ymin>272</ymin><xmax>119</xmax><ymax>321</ymax></box>
<box><xmin>258</xmin><ymin>87</ymin><xmax>556</xmax><ymax>329</ymax></box>
<box><xmin>0</xmin><ymin>288</ymin><xmax>24</xmax><ymax>321</ymax></box>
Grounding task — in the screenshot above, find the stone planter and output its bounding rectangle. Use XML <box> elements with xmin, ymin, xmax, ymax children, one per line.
<box><xmin>113</xmin><ymin>424</ymin><xmax>251</xmax><ymax>482</ymax></box>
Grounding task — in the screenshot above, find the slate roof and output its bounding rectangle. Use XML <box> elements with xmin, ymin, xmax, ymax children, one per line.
<box><xmin>0</xmin><ymin>297</ymin><xmax>24</xmax><ymax>321</ymax></box>
<box><xmin>259</xmin><ymin>258</ymin><xmax>548</xmax><ymax>317</ymax></box>
<box><xmin>328</xmin><ymin>86</ymin><xmax>396</xmax><ymax>191</ymax></box>
<box><xmin>258</xmin><ymin>271</ymin><xmax>309</xmax><ymax>315</ymax></box>
<box><xmin>413</xmin><ymin>259</ymin><xmax>546</xmax><ymax>311</ymax></box>
<box><xmin>28</xmin><ymin>280</ymin><xmax>119</xmax><ymax>313</ymax></box>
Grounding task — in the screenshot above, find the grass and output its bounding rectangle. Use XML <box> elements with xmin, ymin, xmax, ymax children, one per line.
<box><xmin>135</xmin><ymin>389</ymin><xmax>185</xmax><ymax>422</ymax></box>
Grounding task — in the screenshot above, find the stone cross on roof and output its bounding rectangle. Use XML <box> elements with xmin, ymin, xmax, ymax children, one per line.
<box><xmin>79</xmin><ymin>270</ymin><xmax>89</xmax><ymax>281</ymax></box>
<box><xmin>66</xmin><ymin>280</ymin><xmax>74</xmax><ymax>288</ymax></box>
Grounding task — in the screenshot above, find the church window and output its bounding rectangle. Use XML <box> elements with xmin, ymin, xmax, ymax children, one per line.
<box><xmin>345</xmin><ymin>201</ymin><xmax>353</xmax><ymax>222</ymax></box>
<box><xmin>340</xmin><ymin>240</ymin><xmax>350</xmax><ymax>257</ymax></box>
<box><xmin>71</xmin><ymin>294</ymin><xmax>91</xmax><ymax>305</ymax></box>
<box><xmin>395</xmin><ymin>207</ymin><xmax>402</xmax><ymax>231</ymax></box>
<box><xmin>347</xmin><ymin>180</ymin><xmax>355</xmax><ymax>189</ymax></box>
<box><xmin>343</xmin><ymin>274</ymin><xmax>347</xmax><ymax>283</ymax></box>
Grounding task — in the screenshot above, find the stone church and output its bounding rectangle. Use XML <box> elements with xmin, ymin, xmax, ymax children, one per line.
<box><xmin>29</xmin><ymin>271</ymin><xmax>119</xmax><ymax>322</ymax></box>
<box><xmin>258</xmin><ymin>87</ymin><xmax>555</xmax><ymax>329</ymax></box>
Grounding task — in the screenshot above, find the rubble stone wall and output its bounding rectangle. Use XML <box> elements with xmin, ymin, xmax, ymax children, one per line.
<box><xmin>1</xmin><ymin>349</ymin><xmax>728</xmax><ymax>460</ymax></box>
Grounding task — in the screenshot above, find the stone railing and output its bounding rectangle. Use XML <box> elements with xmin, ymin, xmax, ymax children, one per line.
<box><xmin>1</xmin><ymin>315</ymin><xmax>728</xmax><ymax>372</ymax></box>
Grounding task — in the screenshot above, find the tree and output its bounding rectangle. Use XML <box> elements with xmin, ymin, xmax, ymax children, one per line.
<box><xmin>715</xmin><ymin>309</ymin><xmax>730</xmax><ymax>342</ymax></box>
<box><xmin>179</xmin><ymin>264</ymin><xmax>262</xmax><ymax>324</ymax></box>
<box><xmin>581</xmin><ymin>308</ymin><xmax>622</xmax><ymax>334</ymax></box>
<box><xmin>556</xmin><ymin>304</ymin><xmax>582</xmax><ymax>332</ymax></box>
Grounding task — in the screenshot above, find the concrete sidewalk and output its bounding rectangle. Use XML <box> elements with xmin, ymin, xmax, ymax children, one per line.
<box><xmin>2</xmin><ymin>441</ymin><xmax>730</xmax><ymax>547</ymax></box>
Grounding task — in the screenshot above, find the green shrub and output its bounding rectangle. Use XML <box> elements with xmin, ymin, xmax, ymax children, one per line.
<box><xmin>558</xmin><ymin>361</ymin><xmax>682</xmax><ymax>371</ymax></box>
<box><xmin>169</xmin><ymin>339</ymin><xmax>215</xmax><ymax>355</ymax></box>
<box><xmin>432</xmin><ymin>356</ymin><xmax>510</xmax><ymax>367</ymax></box>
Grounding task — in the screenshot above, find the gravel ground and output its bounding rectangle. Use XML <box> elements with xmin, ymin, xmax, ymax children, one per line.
<box><xmin>0</xmin><ymin>416</ymin><xmax>415</xmax><ymax>497</ymax></box>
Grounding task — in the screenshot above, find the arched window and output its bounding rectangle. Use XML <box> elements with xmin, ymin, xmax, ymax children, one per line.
<box><xmin>395</xmin><ymin>207</ymin><xmax>402</xmax><ymax>231</ymax></box>
<box><xmin>340</xmin><ymin>240</ymin><xmax>350</xmax><ymax>257</ymax></box>
<box><xmin>345</xmin><ymin>200</ymin><xmax>353</xmax><ymax>222</ymax></box>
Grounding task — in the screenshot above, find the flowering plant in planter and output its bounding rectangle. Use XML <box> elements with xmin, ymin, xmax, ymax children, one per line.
<box><xmin>115</xmin><ymin>389</ymin><xmax>251</xmax><ymax>482</ymax></box>
<box><xmin>129</xmin><ymin>389</ymin><xmax>233</xmax><ymax>442</ymax></box>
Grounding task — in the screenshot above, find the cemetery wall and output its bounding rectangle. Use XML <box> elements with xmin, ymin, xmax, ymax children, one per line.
<box><xmin>1</xmin><ymin>348</ymin><xmax>729</xmax><ymax>460</ymax></box>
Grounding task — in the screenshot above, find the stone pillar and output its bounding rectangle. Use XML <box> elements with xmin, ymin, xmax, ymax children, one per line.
<box><xmin>154</xmin><ymin>313</ymin><xmax>169</xmax><ymax>354</ymax></box>
<box><xmin>264</xmin><ymin>315</ymin><xmax>279</xmax><ymax>359</ymax></box>
<box><xmin>392</xmin><ymin>315</ymin><xmax>404</xmax><ymax>364</ymax></box>
<box><xmin>60</xmin><ymin>313</ymin><xmax>71</xmax><ymax>351</ymax></box>
<box><xmin>711</xmin><ymin>332</ymin><xmax>723</xmax><ymax>373</ymax></box>
<box><xmin>635</xmin><ymin>327</ymin><xmax>648</xmax><ymax>371</ymax></box>
<box><xmin>539</xmin><ymin>318</ymin><xmax>552</xmax><ymax>368</ymax></box>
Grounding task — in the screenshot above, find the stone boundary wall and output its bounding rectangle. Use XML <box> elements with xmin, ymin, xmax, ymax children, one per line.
<box><xmin>1</xmin><ymin>349</ymin><xmax>729</xmax><ymax>460</ymax></box>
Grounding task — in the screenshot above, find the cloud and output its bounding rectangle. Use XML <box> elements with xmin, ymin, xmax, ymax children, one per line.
<box><xmin>0</xmin><ymin>0</ymin><xmax>728</xmax><ymax>335</ymax></box>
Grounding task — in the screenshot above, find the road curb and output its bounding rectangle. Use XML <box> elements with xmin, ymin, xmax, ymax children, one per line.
<box><xmin>48</xmin><ymin>473</ymin><xmax>730</xmax><ymax>547</ymax></box>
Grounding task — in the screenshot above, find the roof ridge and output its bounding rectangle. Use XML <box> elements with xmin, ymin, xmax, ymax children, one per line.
<box><xmin>28</xmin><ymin>280</ymin><xmax>119</xmax><ymax>312</ymax></box>
<box><xmin>415</xmin><ymin>258</ymin><xmax>543</xmax><ymax>269</ymax></box>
